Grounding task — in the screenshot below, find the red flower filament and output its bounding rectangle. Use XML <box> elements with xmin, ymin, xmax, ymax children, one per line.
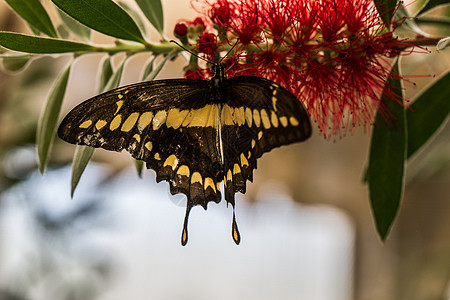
<box><xmin>178</xmin><ymin>0</ymin><xmax>414</xmax><ymax>137</ymax></box>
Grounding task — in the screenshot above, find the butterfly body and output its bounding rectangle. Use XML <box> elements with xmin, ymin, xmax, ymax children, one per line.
<box><xmin>58</xmin><ymin>62</ymin><xmax>311</xmax><ymax>245</ymax></box>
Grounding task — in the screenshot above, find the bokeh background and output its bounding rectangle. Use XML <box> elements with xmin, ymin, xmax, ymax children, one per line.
<box><xmin>0</xmin><ymin>0</ymin><xmax>449</xmax><ymax>299</ymax></box>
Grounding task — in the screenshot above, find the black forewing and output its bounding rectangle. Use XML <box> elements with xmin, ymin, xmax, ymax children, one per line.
<box><xmin>58</xmin><ymin>79</ymin><xmax>223</xmax><ymax>212</ymax></box>
<box><xmin>220</xmin><ymin>76</ymin><xmax>311</xmax><ymax>204</ymax></box>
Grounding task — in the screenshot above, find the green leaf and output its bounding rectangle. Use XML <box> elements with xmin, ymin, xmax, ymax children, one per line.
<box><xmin>5</xmin><ymin>0</ymin><xmax>57</xmax><ymax>38</ymax></box>
<box><xmin>135</xmin><ymin>159</ymin><xmax>144</xmax><ymax>177</ymax></box>
<box><xmin>37</xmin><ymin>63</ymin><xmax>72</xmax><ymax>173</ymax></box>
<box><xmin>1</xmin><ymin>54</ymin><xmax>32</xmax><ymax>72</ymax></box>
<box><xmin>143</xmin><ymin>52</ymin><xmax>174</xmax><ymax>81</ymax></box>
<box><xmin>103</xmin><ymin>56</ymin><xmax>128</xmax><ymax>91</ymax></box>
<box><xmin>141</xmin><ymin>55</ymin><xmax>156</xmax><ymax>80</ymax></box>
<box><xmin>57</xmin><ymin>7</ymin><xmax>91</xmax><ymax>42</ymax></box>
<box><xmin>71</xmin><ymin>146</ymin><xmax>94</xmax><ymax>197</ymax></box>
<box><xmin>71</xmin><ymin>56</ymin><xmax>128</xmax><ymax>195</ymax></box>
<box><xmin>97</xmin><ymin>56</ymin><xmax>114</xmax><ymax>93</ymax></box>
<box><xmin>118</xmin><ymin>1</ymin><xmax>147</xmax><ymax>35</ymax></box>
<box><xmin>51</xmin><ymin>0</ymin><xmax>146</xmax><ymax>44</ymax></box>
<box><xmin>374</xmin><ymin>0</ymin><xmax>399</xmax><ymax>25</ymax></box>
<box><xmin>394</xmin><ymin>6</ymin><xmax>429</xmax><ymax>37</ymax></box>
<box><xmin>56</xmin><ymin>24</ymin><xmax>70</xmax><ymax>40</ymax></box>
<box><xmin>416</xmin><ymin>0</ymin><xmax>450</xmax><ymax>16</ymax></box>
<box><xmin>0</xmin><ymin>31</ymin><xmax>96</xmax><ymax>53</ymax></box>
<box><xmin>136</xmin><ymin>0</ymin><xmax>164</xmax><ymax>34</ymax></box>
<box><xmin>368</xmin><ymin>61</ymin><xmax>406</xmax><ymax>241</ymax></box>
<box><xmin>407</xmin><ymin>70</ymin><xmax>450</xmax><ymax>158</ymax></box>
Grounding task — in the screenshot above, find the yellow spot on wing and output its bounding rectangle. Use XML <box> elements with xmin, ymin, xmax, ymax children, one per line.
<box><xmin>166</xmin><ymin>108</ymin><xmax>189</xmax><ymax>129</ymax></box>
<box><xmin>258</xmin><ymin>131</ymin><xmax>263</xmax><ymax>140</ymax></box>
<box><xmin>251</xmin><ymin>139</ymin><xmax>256</xmax><ymax>148</ymax></box>
<box><xmin>272</xmin><ymin>96</ymin><xmax>278</xmax><ymax>111</ymax></box>
<box><xmin>110</xmin><ymin>114</ymin><xmax>122</xmax><ymax>130</ymax></box>
<box><xmin>133</xmin><ymin>134</ymin><xmax>141</xmax><ymax>143</ymax></box>
<box><xmin>117</xmin><ymin>94</ymin><xmax>123</xmax><ymax>99</ymax></box>
<box><xmin>153</xmin><ymin>110</ymin><xmax>167</xmax><ymax>130</ymax></box>
<box><xmin>227</xmin><ymin>169</ymin><xmax>232</xmax><ymax>181</ymax></box>
<box><xmin>271</xmin><ymin>111</ymin><xmax>279</xmax><ymax>128</ymax></box>
<box><xmin>182</xmin><ymin>110</ymin><xmax>195</xmax><ymax>127</ymax></box>
<box><xmin>233</xmin><ymin>163</ymin><xmax>241</xmax><ymax>175</ymax></box>
<box><xmin>253</xmin><ymin>109</ymin><xmax>261</xmax><ymax>127</ymax></box>
<box><xmin>260</xmin><ymin>109</ymin><xmax>271</xmax><ymax>129</ymax></box>
<box><xmin>79</xmin><ymin>120</ymin><xmax>92</xmax><ymax>128</ymax></box>
<box><xmin>189</xmin><ymin>105</ymin><xmax>218</xmax><ymax>127</ymax></box>
<box><xmin>163</xmin><ymin>154</ymin><xmax>178</xmax><ymax>170</ymax></box>
<box><xmin>191</xmin><ymin>172</ymin><xmax>202</xmax><ymax>184</ymax></box>
<box><xmin>221</xmin><ymin>104</ymin><xmax>234</xmax><ymax>126</ymax></box>
<box><xmin>177</xmin><ymin>165</ymin><xmax>190</xmax><ymax>177</ymax></box>
<box><xmin>95</xmin><ymin>120</ymin><xmax>107</xmax><ymax>130</ymax></box>
<box><xmin>144</xmin><ymin>141</ymin><xmax>153</xmax><ymax>151</ymax></box>
<box><xmin>138</xmin><ymin>112</ymin><xmax>153</xmax><ymax>131</ymax></box>
<box><xmin>154</xmin><ymin>152</ymin><xmax>161</xmax><ymax>160</ymax></box>
<box><xmin>204</xmin><ymin>177</ymin><xmax>216</xmax><ymax>192</ymax></box>
<box><xmin>115</xmin><ymin>100</ymin><xmax>123</xmax><ymax>115</ymax></box>
<box><xmin>245</xmin><ymin>107</ymin><xmax>253</xmax><ymax>127</ymax></box>
<box><xmin>234</xmin><ymin>107</ymin><xmax>245</xmax><ymax>126</ymax></box>
<box><xmin>289</xmin><ymin>116</ymin><xmax>299</xmax><ymax>126</ymax></box>
<box><xmin>240</xmin><ymin>153</ymin><xmax>249</xmax><ymax>167</ymax></box>
<box><xmin>279</xmin><ymin>116</ymin><xmax>288</xmax><ymax>127</ymax></box>
<box><xmin>121</xmin><ymin>112</ymin><xmax>139</xmax><ymax>132</ymax></box>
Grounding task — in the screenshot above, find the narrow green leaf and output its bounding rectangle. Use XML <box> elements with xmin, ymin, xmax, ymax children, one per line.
<box><xmin>0</xmin><ymin>31</ymin><xmax>96</xmax><ymax>53</ymax></box>
<box><xmin>143</xmin><ymin>52</ymin><xmax>174</xmax><ymax>81</ymax></box>
<box><xmin>97</xmin><ymin>56</ymin><xmax>114</xmax><ymax>93</ymax></box>
<box><xmin>103</xmin><ymin>56</ymin><xmax>128</xmax><ymax>91</ymax></box>
<box><xmin>135</xmin><ymin>159</ymin><xmax>144</xmax><ymax>177</ymax></box>
<box><xmin>394</xmin><ymin>6</ymin><xmax>429</xmax><ymax>37</ymax></box>
<box><xmin>51</xmin><ymin>0</ymin><xmax>146</xmax><ymax>44</ymax></box>
<box><xmin>118</xmin><ymin>1</ymin><xmax>147</xmax><ymax>35</ymax></box>
<box><xmin>141</xmin><ymin>55</ymin><xmax>156</xmax><ymax>80</ymax></box>
<box><xmin>5</xmin><ymin>0</ymin><xmax>57</xmax><ymax>38</ymax></box>
<box><xmin>368</xmin><ymin>61</ymin><xmax>406</xmax><ymax>240</ymax></box>
<box><xmin>56</xmin><ymin>24</ymin><xmax>70</xmax><ymax>40</ymax></box>
<box><xmin>71</xmin><ymin>56</ymin><xmax>128</xmax><ymax>195</ymax></box>
<box><xmin>1</xmin><ymin>54</ymin><xmax>32</xmax><ymax>72</ymax></box>
<box><xmin>416</xmin><ymin>0</ymin><xmax>450</xmax><ymax>16</ymax></box>
<box><xmin>374</xmin><ymin>0</ymin><xmax>398</xmax><ymax>25</ymax></box>
<box><xmin>37</xmin><ymin>63</ymin><xmax>72</xmax><ymax>173</ymax></box>
<box><xmin>136</xmin><ymin>0</ymin><xmax>164</xmax><ymax>34</ymax></box>
<box><xmin>57</xmin><ymin>8</ymin><xmax>91</xmax><ymax>42</ymax></box>
<box><xmin>71</xmin><ymin>146</ymin><xmax>94</xmax><ymax>197</ymax></box>
<box><xmin>407</xmin><ymin>70</ymin><xmax>450</xmax><ymax>158</ymax></box>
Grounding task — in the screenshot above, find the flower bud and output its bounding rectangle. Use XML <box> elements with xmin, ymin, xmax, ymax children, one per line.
<box><xmin>174</xmin><ymin>22</ymin><xmax>188</xmax><ymax>43</ymax></box>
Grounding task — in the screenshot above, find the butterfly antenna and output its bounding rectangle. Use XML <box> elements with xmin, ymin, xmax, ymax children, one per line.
<box><xmin>219</xmin><ymin>38</ymin><xmax>240</xmax><ymax>63</ymax></box>
<box><xmin>170</xmin><ymin>39</ymin><xmax>240</xmax><ymax>64</ymax></box>
<box><xmin>170</xmin><ymin>40</ymin><xmax>212</xmax><ymax>64</ymax></box>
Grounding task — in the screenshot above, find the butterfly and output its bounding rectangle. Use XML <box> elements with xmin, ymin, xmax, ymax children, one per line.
<box><xmin>58</xmin><ymin>60</ymin><xmax>312</xmax><ymax>245</ymax></box>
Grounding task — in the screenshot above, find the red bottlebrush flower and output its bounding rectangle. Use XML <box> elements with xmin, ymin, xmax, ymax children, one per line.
<box><xmin>174</xmin><ymin>22</ymin><xmax>188</xmax><ymax>39</ymax></box>
<box><xmin>197</xmin><ymin>32</ymin><xmax>218</xmax><ymax>55</ymax></box>
<box><xmin>190</xmin><ymin>0</ymin><xmax>415</xmax><ymax>138</ymax></box>
<box><xmin>188</xmin><ymin>16</ymin><xmax>206</xmax><ymax>28</ymax></box>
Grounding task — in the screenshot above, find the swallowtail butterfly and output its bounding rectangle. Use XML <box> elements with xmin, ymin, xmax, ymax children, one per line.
<box><xmin>58</xmin><ymin>59</ymin><xmax>312</xmax><ymax>245</ymax></box>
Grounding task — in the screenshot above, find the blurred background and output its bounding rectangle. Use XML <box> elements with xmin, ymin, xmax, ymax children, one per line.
<box><xmin>0</xmin><ymin>0</ymin><xmax>449</xmax><ymax>299</ymax></box>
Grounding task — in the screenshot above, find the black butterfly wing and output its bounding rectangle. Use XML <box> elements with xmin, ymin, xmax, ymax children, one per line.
<box><xmin>58</xmin><ymin>80</ymin><xmax>225</xmax><ymax>244</ymax></box>
<box><xmin>221</xmin><ymin>76</ymin><xmax>311</xmax><ymax>204</ymax></box>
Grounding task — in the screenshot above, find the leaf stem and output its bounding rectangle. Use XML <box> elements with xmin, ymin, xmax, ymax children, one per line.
<box><xmin>96</xmin><ymin>40</ymin><xmax>179</xmax><ymax>55</ymax></box>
